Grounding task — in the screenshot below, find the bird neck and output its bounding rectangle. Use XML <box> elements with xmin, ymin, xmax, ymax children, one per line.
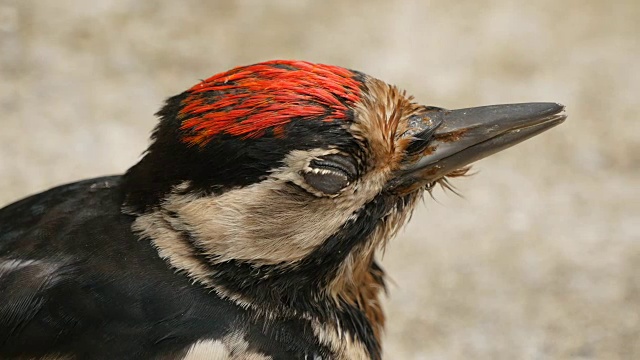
<box><xmin>128</xmin><ymin>196</ymin><xmax>398</xmax><ymax>358</ymax></box>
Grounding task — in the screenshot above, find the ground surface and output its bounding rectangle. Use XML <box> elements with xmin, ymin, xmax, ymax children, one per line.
<box><xmin>1</xmin><ymin>1</ymin><xmax>638</xmax><ymax>359</ymax></box>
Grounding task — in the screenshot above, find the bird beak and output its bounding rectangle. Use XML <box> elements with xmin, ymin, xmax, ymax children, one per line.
<box><xmin>391</xmin><ymin>102</ymin><xmax>566</xmax><ymax>190</ymax></box>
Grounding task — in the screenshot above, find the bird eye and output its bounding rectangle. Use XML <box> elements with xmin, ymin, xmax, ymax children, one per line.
<box><xmin>302</xmin><ymin>154</ymin><xmax>357</xmax><ymax>195</ymax></box>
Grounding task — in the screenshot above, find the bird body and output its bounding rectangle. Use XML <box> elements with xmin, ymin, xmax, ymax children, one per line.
<box><xmin>0</xmin><ymin>60</ymin><xmax>566</xmax><ymax>359</ymax></box>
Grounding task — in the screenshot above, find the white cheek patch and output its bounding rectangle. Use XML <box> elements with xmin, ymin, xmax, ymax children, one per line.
<box><xmin>162</xmin><ymin>166</ymin><xmax>389</xmax><ymax>266</ymax></box>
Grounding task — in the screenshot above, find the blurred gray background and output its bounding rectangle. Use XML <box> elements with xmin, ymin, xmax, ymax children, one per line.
<box><xmin>1</xmin><ymin>0</ymin><xmax>638</xmax><ymax>358</ymax></box>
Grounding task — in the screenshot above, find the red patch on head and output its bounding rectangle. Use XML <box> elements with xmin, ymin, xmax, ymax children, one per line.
<box><xmin>178</xmin><ymin>60</ymin><xmax>363</xmax><ymax>146</ymax></box>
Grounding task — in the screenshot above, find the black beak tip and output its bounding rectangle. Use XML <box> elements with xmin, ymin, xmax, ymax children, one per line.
<box><xmin>524</xmin><ymin>102</ymin><xmax>567</xmax><ymax>127</ymax></box>
<box><xmin>550</xmin><ymin>102</ymin><xmax>567</xmax><ymax>122</ymax></box>
<box><xmin>523</xmin><ymin>102</ymin><xmax>565</xmax><ymax>117</ymax></box>
<box><xmin>521</xmin><ymin>102</ymin><xmax>567</xmax><ymax>128</ymax></box>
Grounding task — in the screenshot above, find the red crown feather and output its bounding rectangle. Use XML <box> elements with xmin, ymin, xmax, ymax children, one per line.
<box><xmin>179</xmin><ymin>60</ymin><xmax>363</xmax><ymax>146</ymax></box>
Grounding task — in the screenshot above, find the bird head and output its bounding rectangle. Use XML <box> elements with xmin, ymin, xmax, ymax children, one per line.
<box><xmin>122</xmin><ymin>60</ymin><xmax>565</xmax><ymax>334</ymax></box>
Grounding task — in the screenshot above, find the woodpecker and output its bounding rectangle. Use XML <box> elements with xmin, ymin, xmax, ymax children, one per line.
<box><xmin>0</xmin><ymin>60</ymin><xmax>566</xmax><ymax>360</ymax></box>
